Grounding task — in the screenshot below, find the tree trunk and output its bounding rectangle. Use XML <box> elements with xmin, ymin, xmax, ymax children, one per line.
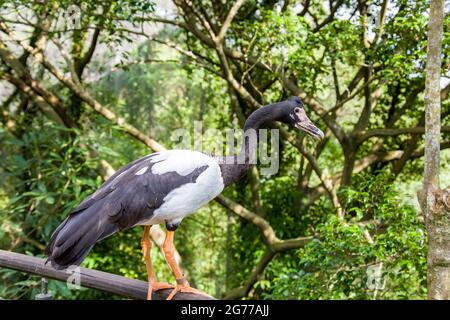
<box><xmin>417</xmin><ymin>0</ymin><xmax>448</xmax><ymax>300</ymax></box>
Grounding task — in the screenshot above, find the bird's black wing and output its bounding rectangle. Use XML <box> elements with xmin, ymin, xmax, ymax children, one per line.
<box><xmin>72</xmin><ymin>152</ymin><xmax>209</xmax><ymax>230</ymax></box>
<box><xmin>70</xmin><ymin>154</ymin><xmax>155</xmax><ymax>215</ymax></box>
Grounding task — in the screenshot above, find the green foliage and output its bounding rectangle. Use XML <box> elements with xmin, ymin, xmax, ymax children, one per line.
<box><xmin>267</xmin><ymin>172</ymin><xmax>426</xmax><ymax>299</ymax></box>
<box><xmin>0</xmin><ymin>121</ymin><xmax>102</xmax><ymax>298</ymax></box>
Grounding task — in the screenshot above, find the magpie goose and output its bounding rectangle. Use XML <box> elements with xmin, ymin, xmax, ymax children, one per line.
<box><xmin>45</xmin><ymin>96</ymin><xmax>324</xmax><ymax>299</ymax></box>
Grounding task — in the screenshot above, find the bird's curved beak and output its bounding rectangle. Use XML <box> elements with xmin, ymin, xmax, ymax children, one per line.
<box><xmin>295</xmin><ymin>122</ymin><xmax>324</xmax><ymax>140</ymax></box>
<box><xmin>294</xmin><ymin>111</ymin><xmax>324</xmax><ymax>140</ymax></box>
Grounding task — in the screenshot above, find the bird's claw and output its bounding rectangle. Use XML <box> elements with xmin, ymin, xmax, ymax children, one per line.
<box><xmin>146</xmin><ymin>281</ymin><xmax>174</xmax><ymax>300</ymax></box>
<box><xmin>166</xmin><ymin>283</ymin><xmax>212</xmax><ymax>300</ymax></box>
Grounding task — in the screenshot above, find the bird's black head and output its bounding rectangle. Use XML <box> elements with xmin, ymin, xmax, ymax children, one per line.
<box><xmin>277</xmin><ymin>96</ymin><xmax>324</xmax><ymax>140</ymax></box>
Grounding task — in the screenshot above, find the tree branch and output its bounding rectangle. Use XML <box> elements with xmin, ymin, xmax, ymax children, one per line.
<box><xmin>359</xmin><ymin>126</ymin><xmax>450</xmax><ymax>142</ymax></box>
<box><xmin>215</xmin><ymin>195</ymin><xmax>278</xmax><ymax>246</ymax></box>
<box><xmin>313</xmin><ymin>0</ymin><xmax>345</xmax><ymax>32</ymax></box>
<box><xmin>372</xmin><ymin>0</ymin><xmax>389</xmax><ymax>44</ymax></box>
<box><xmin>75</xmin><ymin>27</ymin><xmax>100</xmax><ymax>78</ymax></box>
<box><xmin>223</xmin><ymin>248</ymin><xmax>275</xmax><ymax>299</ymax></box>
<box><xmin>279</xmin><ymin>126</ymin><xmax>342</xmax><ymax>216</ymax></box>
<box><xmin>215</xmin><ymin>0</ymin><xmax>246</xmax><ymax>44</ymax></box>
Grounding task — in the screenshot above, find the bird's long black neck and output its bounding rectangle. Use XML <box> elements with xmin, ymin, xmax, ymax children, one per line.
<box><xmin>218</xmin><ymin>103</ymin><xmax>281</xmax><ymax>187</ymax></box>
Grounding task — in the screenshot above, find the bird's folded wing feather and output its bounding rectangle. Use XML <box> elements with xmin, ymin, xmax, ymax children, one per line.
<box><xmin>68</xmin><ymin>151</ymin><xmax>212</xmax><ymax>230</ymax></box>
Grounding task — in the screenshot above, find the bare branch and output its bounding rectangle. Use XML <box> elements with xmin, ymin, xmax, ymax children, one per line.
<box><xmin>215</xmin><ymin>43</ymin><xmax>261</xmax><ymax>109</ymax></box>
<box><xmin>151</xmin><ymin>38</ymin><xmax>222</xmax><ymax>77</ymax></box>
<box><xmin>279</xmin><ymin>126</ymin><xmax>343</xmax><ymax>216</ymax></box>
<box><xmin>298</xmin><ymin>0</ymin><xmax>311</xmax><ymax>17</ymax></box>
<box><xmin>215</xmin><ymin>195</ymin><xmax>278</xmax><ymax>246</ymax></box>
<box><xmin>215</xmin><ymin>0</ymin><xmax>246</xmax><ymax>44</ymax></box>
<box><xmin>223</xmin><ymin>249</ymin><xmax>275</xmax><ymax>299</ymax></box>
<box><xmin>224</xmin><ymin>249</ymin><xmax>275</xmax><ymax>300</ymax></box>
<box><xmin>224</xmin><ymin>235</ymin><xmax>312</xmax><ymax>299</ymax></box>
<box><xmin>354</xmin><ymin>65</ymin><xmax>374</xmax><ymax>132</ymax></box>
<box><xmin>177</xmin><ymin>0</ymin><xmax>217</xmax><ymax>40</ymax></box>
<box><xmin>372</xmin><ymin>0</ymin><xmax>389</xmax><ymax>44</ymax></box>
<box><xmin>359</xmin><ymin>126</ymin><xmax>450</xmax><ymax>142</ymax></box>
<box><xmin>313</xmin><ymin>0</ymin><xmax>345</xmax><ymax>32</ymax></box>
<box><xmin>75</xmin><ymin>27</ymin><xmax>101</xmax><ymax>78</ymax></box>
<box><xmin>0</xmin><ymin>43</ymin><xmax>74</xmax><ymax>127</ymax></box>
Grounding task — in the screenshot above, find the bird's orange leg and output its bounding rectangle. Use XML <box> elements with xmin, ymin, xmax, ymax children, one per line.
<box><xmin>141</xmin><ymin>225</ymin><xmax>173</xmax><ymax>300</ymax></box>
<box><xmin>162</xmin><ymin>230</ymin><xmax>212</xmax><ymax>300</ymax></box>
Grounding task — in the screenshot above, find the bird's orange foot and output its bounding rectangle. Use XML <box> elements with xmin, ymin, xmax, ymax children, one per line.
<box><xmin>152</xmin><ymin>281</ymin><xmax>174</xmax><ymax>291</ymax></box>
<box><xmin>147</xmin><ymin>281</ymin><xmax>174</xmax><ymax>300</ymax></box>
<box><xmin>166</xmin><ymin>279</ymin><xmax>212</xmax><ymax>300</ymax></box>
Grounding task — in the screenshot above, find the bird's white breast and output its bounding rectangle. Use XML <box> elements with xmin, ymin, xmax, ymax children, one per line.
<box><xmin>143</xmin><ymin>150</ymin><xmax>224</xmax><ymax>225</ymax></box>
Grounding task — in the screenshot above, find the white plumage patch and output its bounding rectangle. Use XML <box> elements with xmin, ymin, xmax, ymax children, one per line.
<box><xmin>140</xmin><ymin>150</ymin><xmax>224</xmax><ymax>225</ymax></box>
<box><xmin>135</xmin><ymin>166</ymin><xmax>148</xmax><ymax>175</ymax></box>
<box><xmin>150</xmin><ymin>150</ymin><xmax>213</xmax><ymax>176</ymax></box>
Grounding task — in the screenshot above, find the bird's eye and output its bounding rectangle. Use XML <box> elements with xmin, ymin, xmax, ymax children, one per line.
<box><xmin>294</xmin><ymin>107</ymin><xmax>301</xmax><ymax>114</ymax></box>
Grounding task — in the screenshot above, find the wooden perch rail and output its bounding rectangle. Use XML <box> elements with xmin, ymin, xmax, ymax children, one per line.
<box><xmin>0</xmin><ymin>250</ymin><xmax>214</xmax><ymax>300</ymax></box>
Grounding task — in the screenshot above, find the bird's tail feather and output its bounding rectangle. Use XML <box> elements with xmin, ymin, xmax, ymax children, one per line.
<box><xmin>45</xmin><ymin>202</ymin><xmax>118</xmax><ymax>270</ymax></box>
